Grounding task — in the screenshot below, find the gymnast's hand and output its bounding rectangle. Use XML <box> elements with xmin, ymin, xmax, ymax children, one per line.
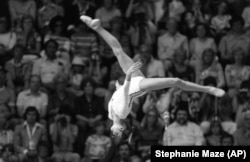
<box><xmin>126</xmin><ymin>62</ymin><xmax>142</xmax><ymax>78</ymax></box>
<box><xmin>80</xmin><ymin>15</ymin><xmax>101</xmax><ymax>31</ymax></box>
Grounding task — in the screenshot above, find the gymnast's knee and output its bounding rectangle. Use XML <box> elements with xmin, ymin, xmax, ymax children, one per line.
<box><xmin>173</xmin><ymin>78</ymin><xmax>182</xmax><ymax>87</ymax></box>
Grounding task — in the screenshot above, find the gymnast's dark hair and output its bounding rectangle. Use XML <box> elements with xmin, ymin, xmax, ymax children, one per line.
<box><xmin>23</xmin><ymin>106</ymin><xmax>40</xmax><ymax>121</ymax></box>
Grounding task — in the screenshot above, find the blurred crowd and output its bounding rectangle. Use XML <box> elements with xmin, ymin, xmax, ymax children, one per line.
<box><xmin>0</xmin><ymin>0</ymin><xmax>250</xmax><ymax>162</ymax></box>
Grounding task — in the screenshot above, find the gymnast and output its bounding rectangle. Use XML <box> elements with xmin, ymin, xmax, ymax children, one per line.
<box><xmin>80</xmin><ymin>15</ymin><xmax>225</xmax><ymax>137</ymax></box>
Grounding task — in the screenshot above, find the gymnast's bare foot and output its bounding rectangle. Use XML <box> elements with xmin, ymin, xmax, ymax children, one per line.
<box><xmin>80</xmin><ymin>15</ymin><xmax>101</xmax><ymax>31</ymax></box>
<box><xmin>208</xmin><ymin>87</ymin><xmax>225</xmax><ymax>97</ymax></box>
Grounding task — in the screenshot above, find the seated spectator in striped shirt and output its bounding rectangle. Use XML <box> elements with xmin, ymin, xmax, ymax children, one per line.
<box><xmin>43</xmin><ymin>16</ymin><xmax>72</xmax><ymax>63</ymax></box>
<box><xmin>16</xmin><ymin>75</ymin><xmax>48</xmax><ymax>121</ymax></box>
<box><xmin>163</xmin><ymin>104</ymin><xmax>205</xmax><ymax>146</ymax></box>
<box><xmin>14</xmin><ymin>106</ymin><xmax>48</xmax><ymax>162</ymax></box>
<box><xmin>32</xmin><ymin>39</ymin><xmax>69</xmax><ymax>89</ymax></box>
<box><xmin>71</xmin><ymin>21</ymin><xmax>98</xmax><ymax>59</ymax></box>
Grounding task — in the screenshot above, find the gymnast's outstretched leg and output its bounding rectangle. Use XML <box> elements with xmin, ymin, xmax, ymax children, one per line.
<box><xmin>139</xmin><ymin>77</ymin><xmax>225</xmax><ymax>97</ymax></box>
<box><xmin>80</xmin><ymin>15</ymin><xmax>144</xmax><ymax>78</ymax></box>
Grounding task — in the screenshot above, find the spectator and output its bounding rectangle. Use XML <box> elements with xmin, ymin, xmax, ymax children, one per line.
<box><xmin>210</xmin><ymin>1</ymin><xmax>231</xmax><ymax>35</ymax></box>
<box><xmin>0</xmin><ymin>69</ymin><xmax>16</xmax><ymax>119</ymax></box>
<box><xmin>168</xmin><ymin>0</ymin><xmax>186</xmax><ymax>22</ymax></box>
<box><xmin>95</xmin><ymin>0</ymin><xmax>122</xmax><ymax>30</ymax></box>
<box><xmin>189</xmin><ymin>0</ymin><xmax>211</xmax><ymax>24</ymax></box>
<box><xmin>37</xmin><ymin>142</ymin><xmax>53</xmax><ymax>162</ymax></box>
<box><xmin>47</xmin><ymin>75</ymin><xmax>76</xmax><ymax>123</ymax></box>
<box><xmin>16</xmin><ymin>16</ymin><xmax>42</xmax><ymax>54</ymax></box>
<box><xmin>44</xmin><ymin>16</ymin><xmax>72</xmax><ymax>63</ymax></box>
<box><xmin>219</xmin><ymin>16</ymin><xmax>250</xmax><ymax>67</ymax></box>
<box><xmin>75</xmin><ymin>78</ymin><xmax>105</xmax><ymax>157</ymax></box>
<box><xmin>126</xmin><ymin>0</ymin><xmax>154</xmax><ymax>21</ymax></box>
<box><xmin>187</xmin><ymin>92</ymin><xmax>202</xmax><ymax>124</ymax></box>
<box><xmin>14</xmin><ymin>106</ymin><xmax>48</xmax><ymax>162</ymax></box>
<box><xmin>189</xmin><ymin>23</ymin><xmax>217</xmax><ymax>66</ymax></box>
<box><xmin>0</xmin><ymin>113</ymin><xmax>14</xmax><ymax>149</ymax></box>
<box><xmin>64</xmin><ymin>0</ymin><xmax>97</xmax><ymax>32</ymax></box>
<box><xmin>0</xmin><ymin>15</ymin><xmax>17</xmax><ymax>50</ymax></box>
<box><xmin>242</xmin><ymin>0</ymin><xmax>250</xmax><ymax>29</ymax></box>
<box><xmin>5</xmin><ymin>44</ymin><xmax>32</xmax><ymax>94</ymax></box>
<box><xmin>204</xmin><ymin>119</ymin><xmax>228</xmax><ymax>146</ymax></box>
<box><xmin>38</xmin><ymin>0</ymin><xmax>64</xmax><ymax>30</ymax></box>
<box><xmin>157</xmin><ymin>18</ymin><xmax>189</xmax><ymax>71</ymax></box>
<box><xmin>138</xmin><ymin>109</ymin><xmax>163</xmax><ymax>152</ymax></box>
<box><xmin>111</xmin><ymin>142</ymin><xmax>132</xmax><ymax>162</ymax></box>
<box><xmin>8</xmin><ymin>0</ymin><xmax>37</xmax><ymax>24</ymax></box>
<box><xmin>16</xmin><ymin>75</ymin><xmax>48</xmax><ymax>120</ymax></box>
<box><xmin>134</xmin><ymin>44</ymin><xmax>165</xmax><ymax>78</ymax></box>
<box><xmin>84</xmin><ymin>121</ymin><xmax>111</xmax><ymax>162</ymax></box>
<box><xmin>235</xmin><ymin>80</ymin><xmax>250</xmax><ymax>128</ymax></box>
<box><xmin>128</xmin><ymin>12</ymin><xmax>156</xmax><ymax>52</ymax></box>
<box><xmin>71</xmin><ymin>22</ymin><xmax>98</xmax><ymax>59</ymax></box>
<box><xmin>68</xmin><ymin>56</ymin><xmax>90</xmax><ymax>96</ymax></box>
<box><xmin>198</xmin><ymin>76</ymin><xmax>218</xmax><ymax>125</ymax></box>
<box><xmin>32</xmin><ymin>39</ymin><xmax>69</xmax><ymax>88</ymax></box>
<box><xmin>1</xmin><ymin>144</ymin><xmax>19</xmax><ymax>162</ymax></box>
<box><xmin>164</xmin><ymin>104</ymin><xmax>205</xmax><ymax>146</ymax></box>
<box><xmin>220</xmin><ymin>133</ymin><xmax>234</xmax><ymax>146</ymax></box>
<box><xmin>233</xmin><ymin>109</ymin><xmax>250</xmax><ymax>145</ymax></box>
<box><xmin>50</xmin><ymin>112</ymin><xmax>80</xmax><ymax>162</ymax></box>
<box><xmin>225</xmin><ymin>48</ymin><xmax>250</xmax><ymax>98</ymax></box>
<box><xmin>0</xmin><ymin>44</ymin><xmax>12</xmax><ymax>68</ymax></box>
<box><xmin>179</xmin><ymin>10</ymin><xmax>197</xmax><ymax>40</ymax></box>
<box><xmin>168</xmin><ymin>48</ymin><xmax>195</xmax><ymax>82</ymax></box>
<box><xmin>195</xmin><ymin>48</ymin><xmax>225</xmax><ymax>88</ymax></box>
<box><xmin>219</xmin><ymin>94</ymin><xmax>237</xmax><ymax>135</ymax></box>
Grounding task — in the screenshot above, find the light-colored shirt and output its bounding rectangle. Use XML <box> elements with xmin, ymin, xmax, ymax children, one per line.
<box><xmin>0</xmin><ymin>32</ymin><xmax>17</xmax><ymax>50</ymax></box>
<box><xmin>32</xmin><ymin>57</ymin><xmax>67</xmax><ymax>84</ymax></box>
<box><xmin>242</xmin><ymin>6</ymin><xmax>250</xmax><ymax>28</ymax></box>
<box><xmin>85</xmin><ymin>134</ymin><xmax>111</xmax><ymax>160</ymax></box>
<box><xmin>190</xmin><ymin>37</ymin><xmax>217</xmax><ymax>61</ymax></box>
<box><xmin>146</xmin><ymin>58</ymin><xmax>165</xmax><ymax>78</ymax></box>
<box><xmin>158</xmin><ymin>32</ymin><xmax>189</xmax><ymax>60</ymax></box>
<box><xmin>95</xmin><ymin>7</ymin><xmax>121</xmax><ymax>29</ymax></box>
<box><xmin>211</xmin><ymin>15</ymin><xmax>231</xmax><ymax>31</ymax></box>
<box><xmin>219</xmin><ymin>33</ymin><xmax>250</xmax><ymax>60</ymax></box>
<box><xmin>165</xmin><ymin>121</ymin><xmax>204</xmax><ymax>146</ymax></box>
<box><xmin>16</xmin><ymin>89</ymin><xmax>48</xmax><ymax>117</ymax></box>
